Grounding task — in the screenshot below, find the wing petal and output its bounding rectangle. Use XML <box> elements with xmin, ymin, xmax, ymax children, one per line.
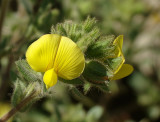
<box><xmin>110</xmin><ymin>64</ymin><xmax>134</xmax><ymax>80</ymax></box>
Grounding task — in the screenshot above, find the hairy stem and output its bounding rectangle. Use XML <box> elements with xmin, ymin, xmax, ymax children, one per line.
<box><xmin>0</xmin><ymin>91</ymin><xmax>36</xmax><ymax>122</ymax></box>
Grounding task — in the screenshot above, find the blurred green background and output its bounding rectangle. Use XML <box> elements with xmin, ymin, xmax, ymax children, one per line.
<box><xmin>0</xmin><ymin>0</ymin><xmax>160</xmax><ymax>121</ymax></box>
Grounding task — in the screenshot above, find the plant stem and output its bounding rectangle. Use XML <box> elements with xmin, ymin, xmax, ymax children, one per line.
<box><xmin>0</xmin><ymin>91</ymin><xmax>36</xmax><ymax>122</ymax></box>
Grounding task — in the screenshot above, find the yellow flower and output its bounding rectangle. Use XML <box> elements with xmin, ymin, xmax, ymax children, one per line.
<box><xmin>26</xmin><ymin>34</ymin><xmax>85</xmax><ymax>89</ymax></box>
<box><xmin>109</xmin><ymin>35</ymin><xmax>134</xmax><ymax>80</ymax></box>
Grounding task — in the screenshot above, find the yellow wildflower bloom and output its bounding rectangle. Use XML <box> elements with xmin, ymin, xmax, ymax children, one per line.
<box><xmin>26</xmin><ymin>34</ymin><xmax>85</xmax><ymax>89</ymax></box>
<box><xmin>109</xmin><ymin>35</ymin><xmax>134</xmax><ymax>80</ymax></box>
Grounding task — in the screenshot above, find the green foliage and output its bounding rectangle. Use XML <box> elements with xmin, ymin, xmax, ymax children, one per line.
<box><xmin>85</xmin><ymin>35</ymin><xmax>116</xmax><ymax>59</ymax></box>
<box><xmin>51</xmin><ymin>22</ymin><xmax>81</xmax><ymax>42</ymax></box>
<box><xmin>12</xmin><ymin>60</ymin><xmax>49</xmax><ymax>112</ymax></box>
<box><xmin>83</xmin><ymin>60</ymin><xmax>108</xmax><ymax>83</ymax></box>
<box><xmin>51</xmin><ymin>17</ymin><xmax>121</xmax><ymax>95</ymax></box>
<box><xmin>83</xmin><ymin>17</ymin><xmax>97</xmax><ymax>33</ymax></box>
<box><xmin>50</xmin><ymin>18</ymin><xmax>122</xmax><ymax>89</ymax></box>
<box><xmin>15</xmin><ymin>60</ymin><xmax>42</xmax><ymax>83</ymax></box>
<box><xmin>11</xmin><ymin>79</ymin><xmax>37</xmax><ymax>112</ymax></box>
<box><xmin>1</xmin><ymin>0</ymin><xmax>158</xmax><ymax>121</ymax></box>
<box><xmin>11</xmin><ymin>79</ymin><xmax>26</xmax><ymax>108</ymax></box>
<box><xmin>51</xmin><ymin>17</ymin><xmax>101</xmax><ymax>52</ymax></box>
<box><xmin>77</xmin><ymin>26</ymin><xmax>100</xmax><ymax>52</ymax></box>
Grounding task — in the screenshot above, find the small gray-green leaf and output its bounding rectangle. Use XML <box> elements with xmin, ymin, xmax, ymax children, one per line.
<box><xmin>15</xmin><ymin>59</ymin><xmax>42</xmax><ymax>82</ymax></box>
<box><xmin>11</xmin><ymin>79</ymin><xmax>26</xmax><ymax>107</ymax></box>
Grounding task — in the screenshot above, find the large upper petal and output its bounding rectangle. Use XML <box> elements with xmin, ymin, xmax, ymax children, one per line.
<box><xmin>26</xmin><ymin>34</ymin><xmax>61</xmax><ymax>72</ymax></box>
<box><xmin>54</xmin><ymin>36</ymin><xmax>85</xmax><ymax>80</ymax></box>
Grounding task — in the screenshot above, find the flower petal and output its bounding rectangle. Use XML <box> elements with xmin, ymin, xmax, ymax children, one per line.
<box><xmin>110</xmin><ymin>64</ymin><xmax>134</xmax><ymax>80</ymax></box>
<box><xmin>43</xmin><ymin>68</ymin><xmax>58</xmax><ymax>89</ymax></box>
<box><xmin>113</xmin><ymin>35</ymin><xmax>123</xmax><ymax>50</ymax></box>
<box><xmin>54</xmin><ymin>36</ymin><xmax>85</xmax><ymax>80</ymax></box>
<box><xmin>105</xmin><ymin>55</ymin><xmax>125</xmax><ymax>75</ymax></box>
<box><xmin>113</xmin><ymin>35</ymin><xmax>123</xmax><ymax>57</ymax></box>
<box><xmin>26</xmin><ymin>34</ymin><xmax>61</xmax><ymax>72</ymax></box>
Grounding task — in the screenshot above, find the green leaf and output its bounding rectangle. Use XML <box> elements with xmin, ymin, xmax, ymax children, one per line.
<box><xmin>11</xmin><ymin>79</ymin><xmax>40</xmax><ymax>112</ymax></box>
<box><xmin>15</xmin><ymin>59</ymin><xmax>42</xmax><ymax>82</ymax></box>
<box><xmin>11</xmin><ymin>79</ymin><xmax>26</xmax><ymax>107</ymax></box>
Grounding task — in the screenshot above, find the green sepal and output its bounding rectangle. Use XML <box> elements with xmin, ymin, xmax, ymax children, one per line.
<box><xmin>77</xmin><ymin>27</ymin><xmax>100</xmax><ymax>52</ymax></box>
<box><xmin>51</xmin><ymin>17</ymin><xmax>100</xmax><ymax>52</ymax></box>
<box><xmin>51</xmin><ymin>21</ymin><xmax>81</xmax><ymax>43</ymax></box>
<box><xmin>83</xmin><ymin>60</ymin><xmax>109</xmax><ymax>84</ymax></box>
<box><xmin>59</xmin><ymin>77</ymin><xmax>84</xmax><ymax>85</ymax></box>
<box><xmin>82</xmin><ymin>16</ymin><xmax>97</xmax><ymax>33</ymax></box>
<box><xmin>85</xmin><ymin>35</ymin><xmax>120</xmax><ymax>60</ymax></box>
<box><xmin>104</xmin><ymin>56</ymin><xmax>124</xmax><ymax>74</ymax></box>
<box><xmin>11</xmin><ymin>79</ymin><xmax>26</xmax><ymax>108</ymax></box>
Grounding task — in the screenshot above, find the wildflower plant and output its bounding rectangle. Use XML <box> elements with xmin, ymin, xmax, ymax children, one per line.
<box><xmin>0</xmin><ymin>17</ymin><xmax>133</xmax><ymax>121</ymax></box>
